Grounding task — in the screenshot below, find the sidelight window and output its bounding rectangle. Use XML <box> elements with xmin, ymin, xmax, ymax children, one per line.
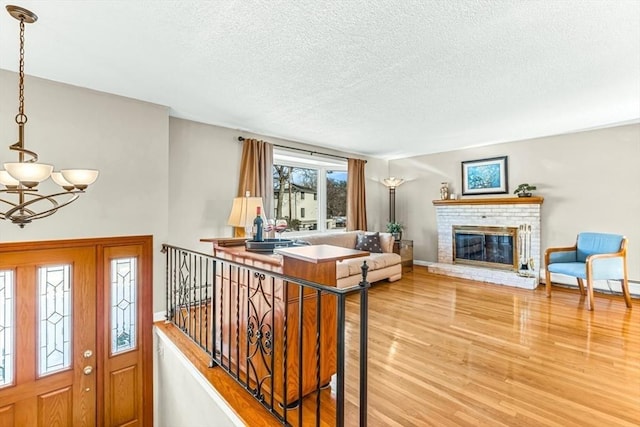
<box><xmin>0</xmin><ymin>270</ymin><xmax>14</xmax><ymax>387</ymax></box>
<box><xmin>38</xmin><ymin>265</ymin><xmax>71</xmax><ymax>376</ymax></box>
<box><xmin>111</xmin><ymin>257</ymin><xmax>137</xmax><ymax>354</ymax></box>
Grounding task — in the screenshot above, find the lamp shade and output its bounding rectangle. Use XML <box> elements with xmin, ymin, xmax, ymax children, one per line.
<box><xmin>51</xmin><ymin>172</ymin><xmax>75</xmax><ymax>190</ymax></box>
<box><xmin>61</xmin><ymin>169</ymin><xmax>99</xmax><ymax>190</ymax></box>
<box><xmin>227</xmin><ymin>195</ymin><xmax>265</xmax><ymax>228</ymax></box>
<box><xmin>0</xmin><ymin>170</ymin><xmax>19</xmax><ymax>187</ymax></box>
<box><xmin>4</xmin><ymin>162</ymin><xmax>53</xmax><ymax>188</ymax></box>
<box><xmin>383</xmin><ymin>177</ymin><xmax>405</xmax><ymax>188</ymax></box>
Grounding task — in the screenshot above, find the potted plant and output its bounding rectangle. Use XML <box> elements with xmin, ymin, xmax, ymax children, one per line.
<box><xmin>514</xmin><ymin>183</ymin><xmax>537</xmax><ymax>197</ymax></box>
<box><xmin>387</xmin><ymin>222</ymin><xmax>403</xmax><ymax>241</ymax></box>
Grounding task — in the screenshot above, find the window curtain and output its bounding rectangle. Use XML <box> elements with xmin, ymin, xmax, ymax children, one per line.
<box><xmin>346</xmin><ymin>158</ymin><xmax>367</xmax><ymax>231</ymax></box>
<box><xmin>235</xmin><ymin>138</ymin><xmax>273</xmax><ymax>236</ymax></box>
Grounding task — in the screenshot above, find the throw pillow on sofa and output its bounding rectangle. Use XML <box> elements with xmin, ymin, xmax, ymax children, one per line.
<box><xmin>355</xmin><ymin>232</ymin><xmax>383</xmax><ymax>253</ymax></box>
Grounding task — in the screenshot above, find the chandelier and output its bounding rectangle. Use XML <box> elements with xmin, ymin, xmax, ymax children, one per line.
<box><xmin>0</xmin><ymin>5</ymin><xmax>98</xmax><ymax>228</ymax></box>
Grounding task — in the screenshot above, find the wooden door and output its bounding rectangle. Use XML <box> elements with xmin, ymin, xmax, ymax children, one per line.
<box><xmin>99</xmin><ymin>244</ymin><xmax>151</xmax><ymax>427</ymax></box>
<box><xmin>0</xmin><ymin>236</ymin><xmax>153</xmax><ymax>427</ymax></box>
<box><xmin>0</xmin><ymin>247</ymin><xmax>97</xmax><ymax>426</ymax></box>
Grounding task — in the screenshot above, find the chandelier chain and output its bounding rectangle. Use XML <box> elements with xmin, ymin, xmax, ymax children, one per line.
<box><xmin>17</xmin><ymin>16</ymin><xmax>27</xmax><ymax>124</ymax></box>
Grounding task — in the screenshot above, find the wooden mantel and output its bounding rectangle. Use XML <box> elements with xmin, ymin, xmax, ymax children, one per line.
<box><xmin>432</xmin><ymin>196</ymin><xmax>544</xmax><ymax>206</ymax></box>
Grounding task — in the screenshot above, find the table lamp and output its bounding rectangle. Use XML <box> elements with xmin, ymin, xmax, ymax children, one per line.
<box><xmin>227</xmin><ymin>191</ymin><xmax>265</xmax><ymax>238</ymax></box>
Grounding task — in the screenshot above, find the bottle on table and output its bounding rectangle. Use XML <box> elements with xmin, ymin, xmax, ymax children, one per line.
<box><xmin>253</xmin><ymin>206</ymin><xmax>264</xmax><ymax>242</ymax></box>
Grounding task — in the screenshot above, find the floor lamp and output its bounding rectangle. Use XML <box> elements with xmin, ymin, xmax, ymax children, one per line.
<box><xmin>382</xmin><ymin>177</ymin><xmax>405</xmax><ymax>223</ymax></box>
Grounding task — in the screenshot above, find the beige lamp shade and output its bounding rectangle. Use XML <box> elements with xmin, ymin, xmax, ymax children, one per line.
<box><xmin>227</xmin><ymin>193</ymin><xmax>266</xmax><ymax>230</ymax></box>
<box><xmin>51</xmin><ymin>172</ymin><xmax>75</xmax><ymax>190</ymax></box>
<box><xmin>4</xmin><ymin>162</ymin><xmax>53</xmax><ymax>188</ymax></box>
<box><xmin>61</xmin><ymin>169</ymin><xmax>99</xmax><ymax>190</ymax></box>
<box><xmin>0</xmin><ymin>170</ymin><xmax>19</xmax><ymax>187</ymax></box>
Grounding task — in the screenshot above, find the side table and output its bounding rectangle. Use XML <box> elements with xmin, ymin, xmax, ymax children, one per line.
<box><xmin>393</xmin><ymin>239</ymin><xmax>413</xmax><ymax>273</ymax></box>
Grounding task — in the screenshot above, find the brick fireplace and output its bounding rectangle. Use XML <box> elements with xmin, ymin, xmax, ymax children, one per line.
<box><xmin>429</xmin><ymin>197</ymin><xmax>543</xmax><ymax>289</ymax></box>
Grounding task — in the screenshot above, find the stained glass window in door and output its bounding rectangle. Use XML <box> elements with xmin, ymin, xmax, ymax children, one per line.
<box><xmin>0</xmin><ymin>270</ymin><xmax>14</xmax><ymax>387</ymax></box>
<box><xmin>111</xmin><ymin>257</ymin><xmax>137</xmax><ymax>354</ymax></box>
<box><xmin>38</xmin><ymin>265</ymin><xmax>71</xmax><ymax>376</ymax></box>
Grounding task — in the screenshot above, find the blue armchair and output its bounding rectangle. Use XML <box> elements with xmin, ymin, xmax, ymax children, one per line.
<box><xmin>544</xmin><ymin>232</ymin><xmax>631</xmax><ymax>311</ymax></box>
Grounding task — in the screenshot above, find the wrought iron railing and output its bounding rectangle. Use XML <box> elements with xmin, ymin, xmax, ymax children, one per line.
<box><xmin>162</xmin><ymin>244</ymin><xmax>370</xmax><ymax>426</ymax></box>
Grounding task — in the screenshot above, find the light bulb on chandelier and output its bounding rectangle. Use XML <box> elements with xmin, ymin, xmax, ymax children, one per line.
<box><xmin>0</xmin><ymin>5</ymin><xmax>99</xmax><ymax>228</ymax></box>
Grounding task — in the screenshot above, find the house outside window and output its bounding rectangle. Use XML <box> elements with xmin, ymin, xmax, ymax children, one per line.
<box><xmin>272</xmin><ymin>148</ymin><xmax>347</xmax><ymax>233</ymax></box>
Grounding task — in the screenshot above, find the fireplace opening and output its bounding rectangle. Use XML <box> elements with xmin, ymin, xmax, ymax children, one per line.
<box><xmin>453</xmin><ymin>226</ymin><xmax>518</xmax><ymax>270</ymax></box>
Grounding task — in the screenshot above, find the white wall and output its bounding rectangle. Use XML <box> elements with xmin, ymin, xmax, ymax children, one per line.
<box><xmin>167</xmin><ymin>119</ymin><xmax>242</xmax><ymax>251</ymax></box>
<box><xmin>168</xmin><ymin>118</ymin><xmax>388</xmax><ymax>253</ymax></box>
<box><xmin>0</xmin><ymin>70</ymin><xmax>170</xmax><ymax>311</ymax></box>
<box><xmin>365</xmin><ymin>156</ymin><xmax>395</xmax><ymax>232</ymax></box>
<box><xmin>154</xmin><ymin>328</ymin><xmax>242</xmax><ymax>427</ymax></box>
<box><xmin>391</xmin><ymin>123</ymin><xmax>640</xmax><ymax>282</ymax></box>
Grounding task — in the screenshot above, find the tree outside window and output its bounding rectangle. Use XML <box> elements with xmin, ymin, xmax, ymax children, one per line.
<box><xmin>272</xmin><ymin>152</ymin><xmax>347</xmax><ymax>232</ymax></box>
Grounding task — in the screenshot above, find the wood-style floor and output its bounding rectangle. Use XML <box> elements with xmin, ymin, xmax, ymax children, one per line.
<box><xmin>160</xmin><ymin>267</ymin><xmax>640</xmax><ymax>426</ymax></box>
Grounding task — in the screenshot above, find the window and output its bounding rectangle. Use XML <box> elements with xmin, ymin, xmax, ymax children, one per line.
<box><xmin>327</xmin><ymin>170</ymin><xmax>347</xmax><ymax>229</ymax></box>
<box><xmin>273</xmin><ymin>149</ymin><xmax>347</xmax><ymax>233</ymax></box>
<box><xmin>0</xmin><ymin>270</ymin><xmax>14</xmax><ymax>388</ymax></box>
<box><xmin>111</xmin><ymin>257</ymin><xmax>137</xmax><ymax>354</ymax></box>
<box><xmin>38</xmin><ymin>265</ymin><xmax>71</xmax><ymax>376</ymax></box>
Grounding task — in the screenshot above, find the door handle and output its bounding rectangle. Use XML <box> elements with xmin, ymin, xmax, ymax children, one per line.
<box><xmin>83</xmin><ymin>366</ymin><xmax>93</xmax><ymax>375</ymax></box>
<box><xmin>83</xmin><ymin>350</ymin><xmax>93</xmax><ymax>358</ymax></box>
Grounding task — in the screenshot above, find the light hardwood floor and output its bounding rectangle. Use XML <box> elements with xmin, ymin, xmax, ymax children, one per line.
<box><xmin>161</xmin><ymin>267</ymin><xmax>640</xmax><ymax>426</ymax></box>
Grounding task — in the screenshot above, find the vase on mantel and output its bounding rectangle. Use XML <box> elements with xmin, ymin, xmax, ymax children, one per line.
<box><xmin>440</xmin><ymin>182</ymin><xmax>449</xmax><ymax>200</ymax></box>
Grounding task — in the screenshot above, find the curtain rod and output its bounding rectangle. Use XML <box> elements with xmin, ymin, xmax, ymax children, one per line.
<box><xmin>237</xmin><ymin>136</ymin><xmax>366</xmax><ymax>163</ymax></box>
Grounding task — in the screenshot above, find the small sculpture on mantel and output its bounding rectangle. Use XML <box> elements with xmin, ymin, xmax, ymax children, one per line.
<box><xmin>440</xmin><ymin>182</ymin><xmax>449</xmax><ymax>200</ymax></box>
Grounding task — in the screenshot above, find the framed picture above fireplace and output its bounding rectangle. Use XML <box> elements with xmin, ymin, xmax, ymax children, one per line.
<box><xmin>461</xmin><ymin>156</ymin><xmax>508</xmax><ymax>195</ymax></box>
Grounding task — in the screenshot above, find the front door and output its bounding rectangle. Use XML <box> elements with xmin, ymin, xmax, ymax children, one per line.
<box><xmin>0</xmin><ymin>246</ymin><xmax>97</xmax><ymax>426</ymax></box>
<box><xmin>0</xmin><ymin>236</ymin><xmax>152</xmax><ymax>427</ymax></box>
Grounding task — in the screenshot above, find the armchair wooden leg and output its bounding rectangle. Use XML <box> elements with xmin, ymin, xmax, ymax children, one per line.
<box><xmin>586</xmin><ymin>278</ymin><xmax>595</xmax><ymax>311</ymax></box>
<box><xmin>577</xmin><ymin>278</ymin><xmax>586</xmax><ymax>295</ymax></box>
<box><xmin>621</xmin><ymin>277</ymin><xmax>632</xmax><ymax>308</ymax></box>
<box><xmin>545</xmin><ymin>269</ymin><xmax>552</xmax><ymax>297</ymax></box>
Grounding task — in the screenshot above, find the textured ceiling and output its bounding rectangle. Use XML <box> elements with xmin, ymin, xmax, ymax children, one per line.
<box><xmin>0</xmin><ymin>0</ymin><xmax>638</xmax><ymax>160</ymax></box>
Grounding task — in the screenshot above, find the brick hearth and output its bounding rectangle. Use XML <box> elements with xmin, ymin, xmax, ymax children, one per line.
<box><xmin>429</xmin><ymin>197</ymin><xmax>543</xmax><ymax>289</ymax></box>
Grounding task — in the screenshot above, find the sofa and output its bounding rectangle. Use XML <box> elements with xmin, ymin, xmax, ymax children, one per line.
<box><xmin>292</xmin><ymin>230</ymin><xmax>402</xmax><ymax>287</ymax></box>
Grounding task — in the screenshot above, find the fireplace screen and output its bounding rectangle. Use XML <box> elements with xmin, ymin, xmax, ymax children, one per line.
<box><xmin>453</xmin><ymin>226</ymin><xmax>518</xmax><ymax>270</ymax></box>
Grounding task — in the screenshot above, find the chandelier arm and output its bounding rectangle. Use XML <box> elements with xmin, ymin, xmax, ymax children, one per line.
<box><xmin>2</xmin><ymin>192</ymin><xmax>60</xmax><ymax>218</ymax></box>
<box><xmin>0</xmin><ymin>190</ymin><xmax>82</xmax><ymax>222</ymax></box>
<box><xmin>0</xmin><ymin>192</ymin><xmax>35</xmax><ymax>213</ymax></box>
<box><xmin>21</xmin><ymin>193</ymin><xmax>81</xmax><ymax>221</ymax></box>
<box><xmin>0</xmin><ymin>195</ymin><xmax>39</xmax><ymax>219</ymax></box>
<box><xmin>9</xmin><ymin>141</ymin><xmax>39</xmax><ymax>163</ymax></box>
